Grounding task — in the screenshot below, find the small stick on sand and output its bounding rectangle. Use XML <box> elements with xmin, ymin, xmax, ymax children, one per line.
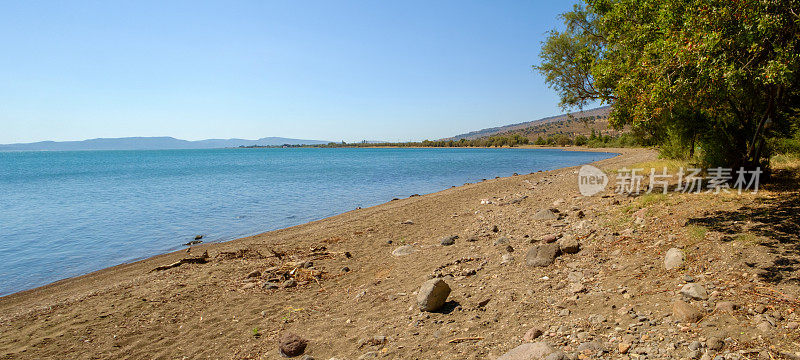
<box><xmin>448</xmin><ymin>337</ymin><xmax>484</xmax><ymax>344</ymax></box>
<box><xmin>747</xmin><ymin>289</ymin><xmax>800</xmax><ymax>306</ymax></box>
<box><xmin>151</xmin><ymin>251</ymin><xmax>209</xmax><ymax>272</ymax></box>
<box><xmin>313</xmin><ymin>277</ymin><xmax>326</xmax><ymax>292</ymax></box>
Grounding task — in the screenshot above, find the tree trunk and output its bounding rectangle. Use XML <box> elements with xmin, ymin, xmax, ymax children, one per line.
<box><xmin>745</xmin><ymin>88</ymin><xmax>777</xmax><ymax>169</ymax></box>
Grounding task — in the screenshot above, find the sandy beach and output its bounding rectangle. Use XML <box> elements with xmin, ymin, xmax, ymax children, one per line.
<box><xmin>2</xmin><ymin>147</ymin><xmax>798</xmax><ymax>359</ymax></box>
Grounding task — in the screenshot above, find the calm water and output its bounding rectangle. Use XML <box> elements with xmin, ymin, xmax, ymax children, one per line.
<box><xmin>0</xmin><ymin>148</ymin><xmax>614</xmax><ymax>295</ymax></box>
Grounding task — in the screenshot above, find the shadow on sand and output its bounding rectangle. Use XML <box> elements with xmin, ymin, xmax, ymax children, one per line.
<box><xmin>684</xmin><ymin>167</ymin><xmax>800</xmax><ymax>284</ymax></box>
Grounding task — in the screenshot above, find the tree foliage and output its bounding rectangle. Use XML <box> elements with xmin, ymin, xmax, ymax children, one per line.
<box><xmin>318</xmin><ymin>134</ymin><xmax>530</xmax><ymax>148</ymax></box>
<box><xmin>536</xmin><ymin>0</ymin><xmax>800</xmax><ymax>169</ymax></box>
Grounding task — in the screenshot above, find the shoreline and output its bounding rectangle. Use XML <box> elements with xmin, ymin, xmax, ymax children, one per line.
<box><xmin>0</xmin><ymin>148</ymin><xmax>641</xmax><ymax>342</ymax></box>
<box><xmin>5</xmin><ymin>146</ymin><xmax>794</xmax><ymax>359</ymax></box>
<box><xmin>0</xmin><ymin>146</ymin><xmax>622</xmax><ymax>301</ymax></box>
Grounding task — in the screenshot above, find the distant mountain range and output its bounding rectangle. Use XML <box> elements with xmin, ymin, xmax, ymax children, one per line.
<box><xmin>448</xmin><ymin>106</ymin><xmax>612</xmax><ymax>140</ymax></box>
<box><xmin>3</xmin><ymin>107</ymin><xmax>616</xmax><ymax>151</ymax></box>
<box><xmin>0</xmin><ymin>136</ymin><xmax>331</xmax><ymax>151</ymax></box>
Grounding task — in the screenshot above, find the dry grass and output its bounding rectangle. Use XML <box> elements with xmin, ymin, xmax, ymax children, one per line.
<box><xmin>631</xmin><ymin>159</ymin><xmax>691</xmax><ymax>173</ymax></box>
<box><xmin>607</xmin><ymin>158</ymin><xmax>690</xmax><ymax>177</ymax></box>
<box><xmin>686</xmin><ymin>225</ymin><xmax>708</xmax><ymax>243</ymax></box>
<box><xmin>637</xmin><ymin>193</ymin><xmax>668</xmax><ymax>207</ymax></box>
<box><xmin>617</xmin><ymin>193</ymin><xmax>670</xmax><ymax>216</ymax></box>
<box><xmin>772</xmin><ymin>154</ymin><xmax>800</xmax><ymax>170</ymax></box>
<box><xmin>734</xmin><ymin>233</ymin><xmax>761</xmax><ymax>246</ymax></box>
<box><xmin>604</xmin><ymin>213</ymin><xmax>633</xmax><ymax>232</ymax></box>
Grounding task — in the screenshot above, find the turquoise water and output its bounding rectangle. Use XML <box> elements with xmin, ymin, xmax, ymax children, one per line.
<box><xmin>0</xmin><ymin>148</ymin><xmax>614</xmax><ymax>295</ymax></box>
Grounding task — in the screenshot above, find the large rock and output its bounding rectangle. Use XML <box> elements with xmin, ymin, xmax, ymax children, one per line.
<box><xmin>440</xmin><ymin>235</ymin><xmax>458</xmax><ymax>246</ymax></box>
<box><xmin>576</xmin><ymin>341</ymin><xmax>604</xmax><ymax>353</ymax></box>
<box><xmin>715</xmin><ymin>301</ymin><xmax>736</xmax><ymax>313</ymax></box>
<box><xmin>523</xmin><ymin>328</ymin><xmax>544</xmax><ymax>342</ymax></box>
<box><xmin>681</xmin><ymin>283</ymin><xmax>709</xmax><ymax>300</ymax></box>
<box><xmin>757</xmin><ymin>321</ymin><xmax>773</xmax><ymax>332</ymax></box>
<box><xmin>525</xmin><ymin>244</ymin><xmax>561</xmax><ymax>267</ymax></box>
<box><xmin>569</xmin><ymin>282</ymin><xmax>586</xmax><ymax>294</ymax></box>
<box><xmin>672</xmin><ymin>300</ymin><xmax>702</xmax><ymax>323</ymax></box>
<box><xmin>357</xmin><ymin>352</ymin><xmax>377</xmax><ymax>360</ymax></box>
<box><xmin>557</xmin><ymin>236</ymin><xmax>580</xmax><ymax>254</ymax></box>
<box><xmin>541</xmin><ymin>234</ymin><xmax>558</xmax><ymax>243</ymax></box>
<box><xmin>497</xmin><ymin>342</ymin><xmax>557</xmax><ymax>360</ymax></box>
<box><xmin>279</xmin><ymin>332</ymin><xmax>308</xmax><ymax>357</ymax></box>
<box><xmin>533</xmin><ymin>209</ymin><xmax>558</xmax><ymax>221</ymax></box>
<box><xmin>391</xmin><ymin>245</ymin><xmax>415</xmax><ymax>257</ymax></box>
<box><xmin>664</xmin><ymin>248</ymin><xmax>685</xmax><ymax>270</ymax></box>
<box><xmin>417</xmin><ymin>278</ymin><xmax>451</xmax><ymax>312</ymax></box>
<box><xmin>544</xmin><ymin>351</ymin><xmax>567</xmax><ymax>360</ymax></box>
<box><xmin>707</xmin><ymin>336</ymin><xmax>724</xmax><ymax>351</ymax></box>
<box><xmin>494</xmin><ymin>237</ymin><xmax>510</xmax><ymax>246</ymax></box>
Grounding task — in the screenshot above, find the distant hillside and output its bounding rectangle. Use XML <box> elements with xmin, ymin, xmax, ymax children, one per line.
<box><xmin>449</xmin><ymin>106</ymin><xmax>615</xmax><ymax>140</ymax></box>
<box><xmin>0</xmin><ymin>136</ymin><xmax>330</xmax><ymax>151</ymax></box>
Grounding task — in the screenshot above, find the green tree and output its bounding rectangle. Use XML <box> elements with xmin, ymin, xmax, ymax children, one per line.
<box><xmin>549</xmin><ymin>134</ymin><xmax>573</xmax><ymax>146</ymax></box>
<box><xmin>574</xmin><ymin>135</ymin><xmax>589</xmax><ymax>146</ymax></box>
<box><xmin>536</xmin><ymin>0</ymin><xmax>800</xmax><ymax>170</ymax></box>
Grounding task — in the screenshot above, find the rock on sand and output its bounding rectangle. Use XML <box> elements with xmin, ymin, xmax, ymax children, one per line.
<box><xmin>417</xmin><ymin>278</ymin><xmax>451</xmax><ymax>312</ymax></box>
<box><xmin>497</xmin><ymin>342</ymin><xmax>556</xmax><ymax>360</ymax></box>
<box><xmin>391</xmin><ymin>245</ymin><xmax>415</xmax><ymax>257</ymax></box>
<box><xmin>532</xmin><ymin>209</ymin><xmax>558</xmax><ymax>221</ymax></box>
<box><xmin>525</xmin><ymin>244</ymin><xmax>561</xmax><ymax>267</ymax></box>
<box><xmin>672</xmin><ymin>300</ymin><xmax>702</xmax><ymax>323</ymax></box>
<box><xmin>680</xmin><ymin>283</ymin><xmax>709</xmax><ymax>300</ymax></box>
<box><xmin>664</xmin><ymin>248</ymin><xmax>685</xmax><ymax>270</ymax></box>
<box><xmin>557</xmin><ymin>236</ymin><xmax>580</xmax><ymax>254</ymax></box>
<box><xmin>279</xmin><ymin>332</ymin><xmax>308</xmax><ymax>357</ymax></box>
<box><xmin>440</xmin><ymin>235</ymin><xmax>458</xmax><ymax>246</ymax></box>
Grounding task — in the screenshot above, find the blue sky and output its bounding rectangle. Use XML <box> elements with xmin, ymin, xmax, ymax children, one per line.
<box><xmin>0</xmin><ymin>1</ymin><xmax>577</xmax><ymax>144</ymax></box>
